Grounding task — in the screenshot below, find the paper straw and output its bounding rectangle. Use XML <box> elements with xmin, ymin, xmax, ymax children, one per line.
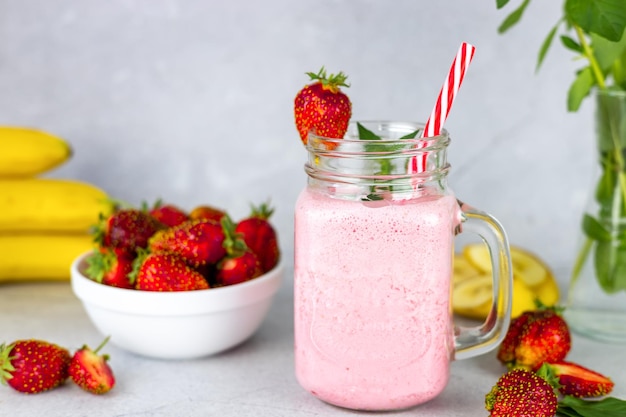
<box><xmin>411</xmin><ymin>42</ymin><xmax>476</xmax><ymax>173</ymax></box>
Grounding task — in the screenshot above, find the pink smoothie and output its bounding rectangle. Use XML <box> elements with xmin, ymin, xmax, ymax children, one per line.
<box><xmin>294</xmin><ymin>187</ymin><xmax>460</xmax><ymax>410</ymax></box>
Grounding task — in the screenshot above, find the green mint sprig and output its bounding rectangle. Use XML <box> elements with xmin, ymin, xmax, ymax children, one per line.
<box><xmin>558</xmin><ymin>395</ymin><xmax>626</xmax><ymax>417</ymax></box>
<box><xmin>497</xmin><ymin>0</ymin><xmax>626</xmax><ymax>111</ymax></box>
<box><xmin>497</xmin><ymin>1</ymin><xmax>626</xmax><ymax>293</ymax></box>
<box><xmin>356</xmin><ymin>122</ymin><xmax>419</xmax><ymax>201</ymax></box>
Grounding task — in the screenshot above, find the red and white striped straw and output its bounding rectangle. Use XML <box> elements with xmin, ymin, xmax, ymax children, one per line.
<box><xmin>411</xmin><ymin>42</ymin><xmax>476</xmax><ymax>173</ymax></box>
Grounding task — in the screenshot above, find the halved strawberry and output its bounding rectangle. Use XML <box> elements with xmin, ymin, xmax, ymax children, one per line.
<box><xmin>547</xmin><ymin>361</ymin><xmax>614</xmax><ymax>398</ymax></box>
<box><xmin>69</xmin><ymin>337</ymin><xmax>115</xmax><ymax>395</ymax></box>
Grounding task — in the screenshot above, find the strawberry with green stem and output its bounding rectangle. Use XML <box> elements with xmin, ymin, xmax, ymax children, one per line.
<box><xmin>216</xmin><ymin>215</ymin><xmax>262</xmax><ymax>286</ymax></box>
<box><xmin>0</xmin><ymin>339</ymin><xmax>71</xmax><ymax>394</ymax></box>
<box><xmin>69</xmin><ymin>336</ymin><xmax>115</xmax><ymax>395</ymax></box>
<box><xmin>85</xmin><ymin>248</ymin><xmax>134</xmax><ymax>289</ymax></box>
<box><xmin>235</xmin><ymin>201</ymin><xmax>280</xmax><ymax>273</ymax></box>
<box><xmin>294</xmin><ymin>67</ymin><xmax>352</xmax><ymax>147</ymax></box>
<box><xmin>496</xmin><ymin>304</ymin><xmax>571</xmax><ymax>371</ymax></box>
<box><xmin>485</xmin><ymin>367</ymin><xmax>558</xmax><ymax>417</ymax></box>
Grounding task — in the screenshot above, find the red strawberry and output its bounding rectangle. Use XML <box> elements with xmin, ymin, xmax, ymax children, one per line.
<box><xmin>235</xmin><ymin>202</ymin><xmax>280</xmax><ymax>273</ymax></box>
<box><xmin>496</xmin><ymin>306</ymin><xmax>571</xmax><ymax>370</ymax></box>
<box><xmin>148</xmin><ymin>200</ymin><xmax>189</xmax><ymax>227</ymax></box>
<box><xmin>148</xmin><ymin>219</ymin><xmax>226</xmax><ymax>267</ymax></box>
<box><xmin>132</xmin><ymin>252</ymin><xmax>210</xmax><ymax>291</ymax></box>
<box><xmin>216</xmin><ymin>215</ymin><xmax>263</xmax><ymax>286</ymax></box>
<box><xmin>85</xmin><ymin>249</ymin><xmax>134</xmax><ymax>289</ymax></box>
<box><xmin>95</xmin><ymin>208</ymin><xmax>165</xmax><ymax>257</ymax></box>
<box><xmin>69</xmin><ymin>337</ymin><xmax>115</xmax><ymax>395</ymax></box>
<box><xmin>485</xmin><ymin>368</ymin><xmax>558</xmax><ymax>417</ymax></box>
<box><xmin>0</xmin><ymin>340</ymin><xmax>70</xmax><ymax>394</ymax></box>
<box><xmin>189</xmin><ymin>205</ymin><xmax>227</xmax><ymax>223</ymax></box>
<box><xmin>547</xmin><ymin>361</ymin><xmax>614</xmax><ymax>398</ymax></box>
<box><xmin>294</xmin><ymin>67</ymin><xmax>352</xmax><ymax>146</ymax></box>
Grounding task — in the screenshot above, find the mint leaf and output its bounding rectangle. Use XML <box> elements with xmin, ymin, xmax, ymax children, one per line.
<box><xmin>357</xmin><ymin>122</ymin><xmax>382</xmax><ymax>141</ymax></box>
<box><xmin>498</xmin><ymin>0</ymin><xmax>531</xmax><ymax>33</ymax></box>
<box><xmin>567</xmin><ymin>66</ymin><xmax>594</xmax><ymax>111</ymax></box>
<box><xmin>582</xmin><ymin>214</ymin><xmax>611</xmax><ymax>241</ymax></box>
<box><xmin>537</xmin><ymin>23</ymin><xmax>559</xmax><ymax>71</ymax></box>
<box><xmin>559</xmin><ymin>395</ymin><xmax>626</xmax><ymax>417</ymax></box>
<box><xmin>565</xmin><ymin>0</ymin><xmax>626</xmax><ymax>42</ymax></box>
<box><xmin>561</xmin><ymin>35</ymin><xmax>583</xmax><ymax>53</ymax></box>
<box><xmin>496</xmin><ymin>0</ymin><xmax>510</xmax><ymax>9</ymax></box>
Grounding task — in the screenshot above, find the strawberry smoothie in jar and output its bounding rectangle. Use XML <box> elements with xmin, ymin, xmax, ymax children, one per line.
<box><xmin>294</xmin><ymin>121</ymin><xmax>513</xmax><ymax>411</ymax></box>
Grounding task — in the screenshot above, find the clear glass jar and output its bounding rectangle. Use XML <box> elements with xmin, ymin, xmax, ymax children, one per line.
<box><xmin>293</xmin><ymin>121</ymin><xmax>513</xmax><ymax>411</ymax></box>
<box><xmin>566</xmin><ymin>89</ymin><xmax>626</xmax><ymax>343</ymax></box>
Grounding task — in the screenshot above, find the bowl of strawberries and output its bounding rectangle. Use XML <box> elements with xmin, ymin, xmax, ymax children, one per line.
<box><xmin>70</xmin><ymin>201</ymin><xmax>283</xmax><ymax>360</ymax></box>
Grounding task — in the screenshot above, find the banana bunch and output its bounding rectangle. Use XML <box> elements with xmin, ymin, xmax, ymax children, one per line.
<box><xmin>452</xmin><ymin>244</ymin><xmax>560</xmax><ymax>319</ymax></box>
<box><xmin>0</xmin><ymin>127</ymin><xmax>114</xmax><ymax>282</ymax></box>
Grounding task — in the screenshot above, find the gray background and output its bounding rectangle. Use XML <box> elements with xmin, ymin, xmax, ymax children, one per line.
<box><xmin>1</xmin><ymin>0</ymin><xmax>590</xmax><ymax>289</ymax></box>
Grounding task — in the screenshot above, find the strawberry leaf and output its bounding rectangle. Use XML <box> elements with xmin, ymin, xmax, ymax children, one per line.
<box><xmin>558</xmin><ymin>395</ymin><xmax>626</xmax><ymax>417</ymax></box>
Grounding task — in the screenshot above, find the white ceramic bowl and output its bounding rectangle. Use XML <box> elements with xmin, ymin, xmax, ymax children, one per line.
<box><xmin>70</xmin><ymin>251</ymin><xmax>283</xmax><ymax>360</ymax></box>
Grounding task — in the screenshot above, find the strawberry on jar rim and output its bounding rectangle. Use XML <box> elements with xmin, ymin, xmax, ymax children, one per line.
<box><xmin>0</xmin><ymin>339</ymin><xmax>71</xmax><ymax>394</ymax></box>
<box><xmin>294</xmin><ymin>66</ymin><xmax>352</xmax><ymax>147</ymax></box>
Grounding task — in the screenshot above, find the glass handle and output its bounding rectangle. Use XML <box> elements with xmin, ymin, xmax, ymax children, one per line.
<box><xmin>453</xmin><ymin>200</ymin><xmax>513</xmax><ymax>361</ymax></box>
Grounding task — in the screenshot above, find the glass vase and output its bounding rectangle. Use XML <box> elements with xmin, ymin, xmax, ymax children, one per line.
<box><xmin>566</xmin><ymin>88</ymin><xmax>626</xmax><ymax>343</ymax></box>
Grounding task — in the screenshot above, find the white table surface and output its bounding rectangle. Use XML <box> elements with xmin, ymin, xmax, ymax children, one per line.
<box><xmin>1</xmin><ymin>268</ymin><xmax>625</xmax><ymax>417</ymax></box>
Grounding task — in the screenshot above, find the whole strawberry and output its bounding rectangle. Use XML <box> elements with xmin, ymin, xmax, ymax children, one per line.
<box><xmin>85</xmin><ymin>248</ymin><xmax>134</xmax><ymax>289</ymax></box>
<box><xmin>485</xmin><ymin>368</ymin><xmax>558</xmax><ymax>417</ymax></box>
<box><xmin>216</xmin><ymin>215</ymin><xmax>263</xmax><ymax>286</ymax></box>
<box><xmin>95</xmin><ymin>208</ymin><xmax>165</xmax><ymax>257</ymax></box>
<box><xmin>189</xmin><ymin>205</ymin><xmax>227</xmax><ymax>223</ymax></box>
<box><xmin>149</xmin><ymin>219</ymin><xmax>226</xmax><ymax>267</ymax></box>
<box><xmin>132</xmin><ymin>251</ymin><xmax>210</xmax><ymax>291</ymax></box>
<box><xmin>294</xmin><ymin>67</ymin><xmax>352</xmax><ymax>146</ymax></box>
<box><xmin>235</xmin><ymin>202</ymin><xmax>280</xmax><ymax>273</ymax></box>
<box><xmin>497</xmin><ymin>306</ymin><xmax>571</xmax><ymax>370</ymax></box>
<box><xmin>148</xmin><ymin>200</ymin><xmax>189</xmax><ymax>228</ymax></box>
<box><xmin>546</xmin><ymin>361</ymin><xmax>614</xmax><ymax>398</ymax></box>
<box><xmin>69</xmin><ymin>337</ymin><xmax>115</xmax><ymax>395</ymax></box>
<box><xmin>0</xmin><ymin>340</ymin><xmax>70</xmax><ymax>394</ymax></box>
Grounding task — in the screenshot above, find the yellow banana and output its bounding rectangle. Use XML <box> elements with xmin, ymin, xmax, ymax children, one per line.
<box><xmin>0</xmin><ymin>127</ymin><xmax>72</xmax><ymax>178</ymax></box>
<box><xmin>0</xmin><ymin>179</ymin><xmax>114</xmax><ymax>232</ymax></box>
<box><xmin>0</xmin><ymin>233</ymin><xmax>94</xmax><ymax>281</ymax></box>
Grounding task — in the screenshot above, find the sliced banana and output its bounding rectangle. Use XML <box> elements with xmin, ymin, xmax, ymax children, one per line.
<box><xmin>510</xmin><ymin>247</ymin><xmax>548</xmax><ymax>287</ymax></box>
<box><xmin>453</xmin><ymin>253</ymin><xmax>481</xmax><ymax>284</ymax></box>
<box><xmin>452</xmin><ymin>274</ymin><xmax>492</xmax><ymax>309</ymax></box>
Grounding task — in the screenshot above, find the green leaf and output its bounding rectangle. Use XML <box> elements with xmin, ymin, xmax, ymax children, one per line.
<box><xmin>565</xmin><ymin>0</ymin><xmax>626</xmax><ymax>42</ymax></box>
<box><xmin>591</xmin><ymin>28</ymin><xmax>626</xmax><ymax>72</ymax></box>
<box><xmin>399</xmin><ymin>130</ymin><xmax>420</xmax><ymax>139</ymax></box>
<box><xmin>594</xmin><ymin>240</ymin><xmax>626</xmax><ymax>292</ymax></box>
<box><xmin>498</xmin><ymin>0</ymin><xmax>531</xmax><ymax>33</ymax></box>
<box><xmin>567</xmin><ymin>66</ymin><xmax>594</xmax><ymax>111</ymax></box>
<box><xmin>537</xmin><ymin>24</ymin><xmax>559</xmax><ymax>71</ymax></box>
<box><xmin>559</xmin><ymin>395</ymin><xmax>626</xmax><ymax>417</ymax></box>
<box><xmin>560</xmin><ymin>35</ymin><xmax>583</xmax><ymax>53</ymax></box>
<box><xmin>582</xmin><ymin>214</ymin><xmax>612</xmax><ymax>241</ymax></box>
<box><xmin>357</xmin><ymin>122</ymin><xmax>381</xmax><ymax>141</ymax></box>
<box><xmin>496</xmin><ymin>0</ymin><xmax>510</xmax><ymax>9</ymax></box>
